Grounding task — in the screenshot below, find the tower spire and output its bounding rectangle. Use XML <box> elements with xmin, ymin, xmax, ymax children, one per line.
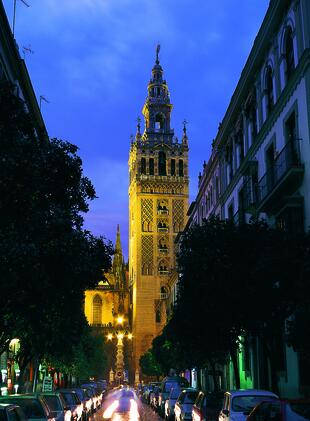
<box><xmin>156</xmin><ymin>44</ymin><xmax>160</xmax><ymax>64</ymax></box>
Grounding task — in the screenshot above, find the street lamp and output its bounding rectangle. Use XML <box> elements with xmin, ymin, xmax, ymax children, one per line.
<box><xmin>106</xmin><ymin>314</ymin><xmax>132</xmax><ymax>381</ymax></box>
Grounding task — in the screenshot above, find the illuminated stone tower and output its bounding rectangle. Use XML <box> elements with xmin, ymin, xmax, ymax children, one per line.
<box><xmin>128</xmin><ymin>46</ymin><xmax>189</xmax><ymax>377</ymax></box>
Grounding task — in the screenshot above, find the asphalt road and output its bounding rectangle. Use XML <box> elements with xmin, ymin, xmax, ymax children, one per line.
<box><xmin>90</xmin><ymin>402</ymin><xmax>162</xmax><ymax>421</ymax></box>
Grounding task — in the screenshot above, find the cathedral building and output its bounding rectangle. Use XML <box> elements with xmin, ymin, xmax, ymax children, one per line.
<box><xmin>128</xmin><ymin>47</ymin><xmax>189</xmax><ymax>377</ymax></box>
<box><xmin>84</xmin><ymin>226</ymin><xmax>130</xmax><ymax>381</ymax></box>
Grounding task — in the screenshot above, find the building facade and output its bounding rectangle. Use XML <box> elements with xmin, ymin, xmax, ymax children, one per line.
<box><xmin>0</xmin><ymin>0</ymin><xmax>48</xmax><ymax>393</ymax></box>
<box><xmin>84</xmin><ymin>226</ymin><xmax>131</xmax><ymax>382</ymax></box>
<box><xmin>128</xmin><ymin>48</ymin><xmax>189</xmax><ymax>378</ymax></box>
<box><xmin>169</xmin><ymin>0</ymin><xmax>310</xmax><ymax>397</ymax></box>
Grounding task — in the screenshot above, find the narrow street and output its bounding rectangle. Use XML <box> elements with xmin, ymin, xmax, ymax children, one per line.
<box><xmin>90</xmin><ymin>402</ymin><xmax>162</xmax><ymax>421</ymax></box>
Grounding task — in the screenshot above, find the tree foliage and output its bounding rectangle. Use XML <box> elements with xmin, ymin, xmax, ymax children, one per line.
<box><xmin>153</xmin><ymin>216</ymin><xmax>310</xmax><ymax>392</ymax></box>
<box><xmin>0</xmin><ymin>81</ymin><xmax>113</xmax><ymax>380</ymax></box>
<box><xmin>139</xmin><ymin>350</ymin><xmax>162</xmax><ymax>379</ymax></box>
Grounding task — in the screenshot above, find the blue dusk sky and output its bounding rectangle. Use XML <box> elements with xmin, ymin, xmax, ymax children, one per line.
<box><xmin>2</xmin><ymin>0</ymin><xmax>269</xmax><ymax>257</ymax></box>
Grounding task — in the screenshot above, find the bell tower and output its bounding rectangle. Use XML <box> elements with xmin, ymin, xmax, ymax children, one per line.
<box><xmin>128</xmin><ymin>46</ymin><xmax>189</xmax><ymax>378</ymax></box>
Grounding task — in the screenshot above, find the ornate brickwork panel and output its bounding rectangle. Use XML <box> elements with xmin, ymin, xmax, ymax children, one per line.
<box><xmin>172</xmin><ymin>199</ymin><xmax>184</xmax><ymax>232</ymax></box>
<box><xmin>141</xmin><ymin>235</ymin><xmax>154</xmax><ymax>275</ymax></box>
<box><xmin>141</xmin><ymin>198</ymin><xmax>153</xmax><ymax>223</ymax></box>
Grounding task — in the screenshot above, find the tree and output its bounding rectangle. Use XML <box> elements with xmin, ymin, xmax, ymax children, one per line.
<box><xmin>140</xmin><ymin>350</ymin><xmax>162</xmax><ymax>380</ymax></box>
<box><xmin>0</xmin><ymin>81</ymin><xmax>113</xmax><ymax>385</ymax></box>
<box><xmin>164</xmin><ymin>216</ymin><xmax>310</xmax><ymax>392</ymax></box>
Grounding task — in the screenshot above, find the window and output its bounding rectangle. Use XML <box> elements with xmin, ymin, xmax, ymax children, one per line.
<box><xmin>155</xmin><ymin>113</ymin><xmax>164</xmax><ymax>130</ymax></box>
<box><xmin>179</xmin><ymin>159</ymin><xmax>184</xmax><ymax>176</ymax></box>
<box><xmin>149</xmin><ymin>158</ymin><xmax>154</xmax><ymax>175</ymax></box>
<box><xmin>265</xmin><ymin>66</ymin><xmax>274</xmax><ymax>116</ymax></box>
<box><xmin>93</xmin><ymin>295</ymin><xmax>102</xmax><ymax>324</ymax></box>
<box><xmin>171</xmin><ymin>159</ymin><xmax>176</xmax><ymax>176</ymax></box>
<box><xmin>158</xmin><ymin>151</ymin><xmax>166</xmax><ymax>175</ymax></box>
<box><xmin>228</xmin><ymin>203</ymin><xmax>234</xmax><ymax>221</ymax></box>
<box><xmin>285</xmin><ymin>27</ymin><xmax>295</xmax><ymax>81</ymax></box>
<box><xmin>141</xmin><ymin>157</ymin><xmax>146</xmax><ymax>175</ymax></box>
<box><xmin>285</xmin><ymin>111</ymin><xmax>296</xmax><ymax>143</ymax></box>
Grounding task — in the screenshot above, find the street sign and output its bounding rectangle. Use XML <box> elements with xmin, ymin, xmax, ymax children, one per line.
<box><xmin>42</xmin><ymin>376</ymin><xmax>53</xmax><ymax>392</ymax></box>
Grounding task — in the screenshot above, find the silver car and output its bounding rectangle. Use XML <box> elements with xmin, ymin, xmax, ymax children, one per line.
<box><xmin>174</xmin><ymin>388</ymin><xmax>199</xmax><ymax>421</ymax></box>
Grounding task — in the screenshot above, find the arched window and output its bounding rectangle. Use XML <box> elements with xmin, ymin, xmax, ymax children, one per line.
<box><xmin>155</xmin><ymin>113</ymin><xmax>164</xmax><ymax>130</ymax></box>
<box><xmin>179</xmin><ymin>160</ymin><xmax>184</xmax><ymax>177</ymax></box>
<box><xmin>93</xmin><ymin>295</ymin><xmax>102</xmax><ymax>325</ymax></box>
<box><xmin>285</xmin><ymin>27</ymin><xmax>295</xmax><ymax>81</ymax></box>
<box><xmin>171</xmin><ymin>159</ymin><xmax>176</xmax><ymax>176</ymax></box>
<box><xmin>149</xmin><ymin>158</ymin><xmax>154</xmax><ymax>175</ymax></box>
<box><xmin>265</xmin><ymin>66</ymin><xmax>274</xmax><ymax>116</ymax></box>
<box><xmin>158</xmin><ymin>151</ymin><xmax>166</xmax><ymax>176</ymax></box>
<box><xmin>141</xmin><ymin>157</ymin><xmax>146</xmax><ymax>175</ymax></box>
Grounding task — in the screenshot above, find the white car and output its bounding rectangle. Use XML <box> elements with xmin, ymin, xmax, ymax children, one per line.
<box><xmin>174</xmin><ymin>388</ymin><xmax>199</xmax><ymax>421</ymax></box>
<box><xmin>218</xmin><ymin>389</ymin><xmax>279</xmax><ymax>421</ymax></box>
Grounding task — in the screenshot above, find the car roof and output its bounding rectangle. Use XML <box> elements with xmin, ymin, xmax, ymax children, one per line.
<box><xmin>0</xmin><ymin>394</ymin><xmax>41</xmax><ymax>399</ymax></box>
<box><xmin>181</xmin><ymin>388</ymin><xmax>198</xmax><ymax>392</ymax></box>
<box><xmin>225</xmin><ymin>389</ymin><xmax>278</xmax><ymax>397</ymax></box>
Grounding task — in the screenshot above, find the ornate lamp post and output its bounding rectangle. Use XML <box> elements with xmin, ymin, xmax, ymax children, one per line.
<box><xmin>106</xmin><ymin>315</ymin><xmax>132</xmax><ymax>384</ymax></box>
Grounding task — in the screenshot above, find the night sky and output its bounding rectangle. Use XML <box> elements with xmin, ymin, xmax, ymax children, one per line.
<box><xmin>3</xmin><ymin>0</ymin><xmax>269</xmax><ymax>257</ymax></box>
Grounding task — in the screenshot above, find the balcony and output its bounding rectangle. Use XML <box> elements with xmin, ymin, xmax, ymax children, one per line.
<box><xmin>157</xmin><ymin>208</ymin><xmax>169</xmax><ymax>215</ymax></box>
<box><xmin>158</xmin><ymin>247</ymin><xmax>168</xmax><ymax>254</ymax></box>
<box><xmin>233</xmin><ymin>209</ymin><xmax>245</xmax><ymax>226</ymax></box>
<box><xmin>256</xmin><ymin>139</ymin><xmax>304</xmax><ymax>212</ymax></box>
<box><xmin>158</xmin><ymin>226</ymin><xmax>169</xmax><ymax>233</ymax></box>
<box><xmin>160</xmin><ymin>292</ymin><xmax>168</xmax><ymax>300</ymax></box>
<box><xmin>158</xmin><ymin>269</ymin><xmax>169</xmax><ymax>276</ymax></box>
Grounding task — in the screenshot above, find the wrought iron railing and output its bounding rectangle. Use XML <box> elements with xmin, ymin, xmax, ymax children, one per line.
<box><xmin>257</xmin><ymin>138</ymin><xmax>302</xmax><ymax>204</ymax></box>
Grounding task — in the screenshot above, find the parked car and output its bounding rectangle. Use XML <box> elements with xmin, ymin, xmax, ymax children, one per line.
<box><xmin>164</xmin><ymin>385</ymin><xmax>182</xmax><ymax>421</ymax></box>
<box><xmin>80</xmin><ymin>384</ymin><xmax>102</xmax><ymax>410</ymax></box>
<box><xmin>0</xmin><ymin>394</ymin><xmax>55</xmax><ymax>421</ymax></box>
<box><xmin>158</xmin><ymin>376</ymin><xmax>189</xmax><ymax>417</ymax></box>
<box><xmin>247</xmin><ymin>398</ymin><xmax>310</xmax><ymax>421</ymax></box>
<box><xmin>0</xmin><ymin>403</ymin><xmax>27</xmax><ymax>421</ymax></box>
<box><xmin>218</xmin><ymin>389</ymin><xmax>279</xmax><ymax>421</ymax></box>
<box><xmin>70</xmin><ymin>389</ymin><xmax>92</xmax><ymax>420</ymax></box>
<box><xmin>192</xmin><ymin>391</ymin><xmax>223</xmax><ymax>421</ymax></box>
<box><xmin>40</xmin><ymin>392</ymin><xmax>72</xmax><ymax>421</ymax></box>
<box><xmin>57</xmin><ymin>390</ymin><xmax>83</xmax><ymax>421</ymax></box>
<box><xmin>174</xmin><ymin>388</ymin><xmax>199</xmax><ymax>421</ymax></box>
<box><xmin>150</xmin><ymin>385</ymin><xmax>161</xmax><ymax>411</ymax></box>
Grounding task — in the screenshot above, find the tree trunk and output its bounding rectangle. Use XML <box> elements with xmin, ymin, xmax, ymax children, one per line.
<box><xmin>230</xmin><ymin>348</ymin><xmax>240</xmax><ymax>389</ymax></box>
<box><xmin>262</xmin><ymin>338</ymin><xmax>279</xmax><ymax>395</ymax></box>
<box><xmin>209</xmin><ymin>358</ymin><xmax>219</xmax><ymax>392</ymax></box>
<box><xmin>196</xmin><ymin>367</ymin><xmax>202</xmax><ymax>390</ymax></box>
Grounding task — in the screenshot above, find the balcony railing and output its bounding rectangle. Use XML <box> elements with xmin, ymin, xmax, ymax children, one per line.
<box><xmin>160</xmin><ymin>292</ymin><xmax>168</xmax><ymax>300</ymax></box>
<box><xmin>256</xmin><ymin>138</ymin><xmax>304</xmax><ymax>210</ymax></box>
<box><xmin>158</xmin><ymin>209</ymin><xmax>169</xmax><ymax>215</ymax></box>
<box><xmin>158</xmin><ymin>269</ymin><xmax>170</xmax><ymax>276</ymax></box>
<box><xmin>158</xmin><ymin>227</ymin><xmax>169</xmax><ymax>232</ymax></box>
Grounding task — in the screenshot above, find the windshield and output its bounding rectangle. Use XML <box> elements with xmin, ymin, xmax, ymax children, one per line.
<box><xmin>184</xmin><ymin>392</ymin><xmax>199</xmax><ymax>404</ymax></box>
<box><xmin>287</xmin><ymin>403</ymin><xmax>310</xmax><ymax>420</ymax></box>
<box><xmin>44</xmin><ymin>396</ymin><xmax>62</xmax><ymax>412</ymax></box>
<box><xmin>170</xmin><ymin>388</ymin><xmax>181</xmax><ymax>399</ymax></box>
<box><xmin>61</xmin><ymin>393</ymin><xmax>75</xmax><ymax>406</ymax></box>
<box><xmin>232</xmin><ymin>396</ymin><xmax>276</xmax><ymax>412</ymax></box>
<box><xmin>1</xmin><ymin>399</ymin><xmax>45</xmax><ymax>418</ymax></box>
